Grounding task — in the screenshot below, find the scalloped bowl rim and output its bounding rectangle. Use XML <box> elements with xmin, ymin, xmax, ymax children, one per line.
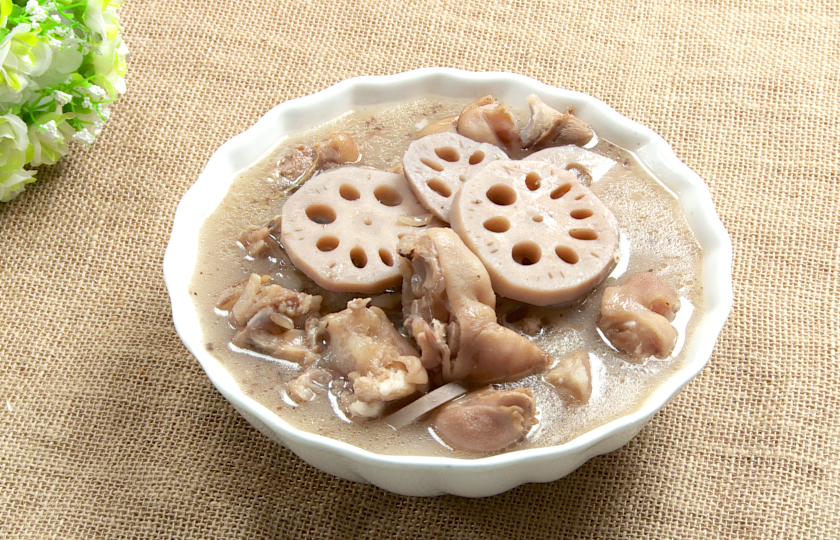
<box><xmin>164</xmin><ymin>68</ymin><xmax>733</xmax><ymax>493</ymax></box>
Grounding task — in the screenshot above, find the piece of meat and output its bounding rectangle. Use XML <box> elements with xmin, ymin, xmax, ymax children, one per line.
<box><xmin>317</xmin><ymin>132</ymin><xmax>360</xmax><ymax>166</ymax></box>
<box><xmin>520</xmin><ymin>94</ymin><xmax>594</xmax><ymax>148</ymax></box>
<box><xmin>431</xmin><ymin>387</ymin><xmax>537</xmax><ymax>453</ymax></box>
<box><xmin>274</xmin><ymin>132</ymin><xmax>361</xmax><ymax>191</ymax></box>
<box><xmin>498</xmin><ymin>300</ymin><xmax>545</xmax><ymax>336</ymax></box>
<box><xmin>398</xmin><ymin>228</ymin><xmax>550</xmax><ymax>384</ymax></box>
<box><xmin>545</xmin><ymin>350</ymin><xmax>592</xmax><ymax>404</ymax></box>
<box><xmin>276</xmin><ymin>145</ymin><xmax>317</xmax><ymax>182</ymax></box>
<box><xmin>320</xmin><ymin>298</ymin><xmax>428</xmax><ymax>417</ymax></box>
<box><xmin>456</xmin><ymin>95</ymin><xmax>523</xmax><ymax>153</ymax></box>
<box><xmin>419</xmin><ymin>115</ymin><xmax>458</xmax><ymax>138</ymax></box>
<box><xmin>287</xmin><ymin>367</ymin><xmax>334</xmax><ymax>402</ymax></box>
<box><xmin>219</xmin><ymin>274</ymin><xmax>323</xmax><ymax>365</ymax></box>
<box><xmin>229</xmin><ymin>274</ymin><xmax>322</xmax><ymax>327</ymax></box>
<box><xmin>239</xmin><ymin>215</ymin><xmax>283</xmax><ymax>258</ymax></box>
<box><xmin>598</xmin><ymin>271</ymin><xmax>681</xmax><ymax>361</ymax></box>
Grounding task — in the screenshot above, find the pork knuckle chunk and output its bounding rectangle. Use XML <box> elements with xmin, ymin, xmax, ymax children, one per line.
<box><xmin>520</xmin><ymin>94</ymin><xmax>594</xmax><ymax>148</ymax></box>
<box><xmin>545</xmin><ymin>350</ymin><xmax>592</xmax><ymax>404</ymax></box>
<box><xmin>457</xmin><ymin>95</ymin><xmax>523</xmax><ymax>152</ymax></box>
<box><xmin>432</xmin><ymin>388</ymin><xmax>536</xmax><ymax>453</ymax></box>
<box><xmin>398</xmin><ymin>228</ymin><xmax>550</xmax><ymax>384</ymax></box>
<box><xmin>321</xmin><ymin>298</ymin><xmax>428</xmax><ymax>417</ymax></box>
<box><xmin>220</xmin><ymin>274</ymin><xmax>323</xmax><ymax>365</ymax></box>
<box><xmin>598</xmin><ymin>272</ymin><xmax>681</xmax><ymax>361</ymax></box>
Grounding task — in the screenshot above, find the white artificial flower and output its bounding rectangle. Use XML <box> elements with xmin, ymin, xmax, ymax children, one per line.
<box><xmin>85</xmin><ymin>0</ymin><xmax>122</xmax><ymax>42</ymax></box>
<box><xmin>27</xmin><ymin>111</ymin><xmax>73</xmax><ymax>166</ymax></box>
<box><xmin>73</xmin><ymin>108</ymin><xmax>105</xmax><ymax>137</ymax></box>
<box><xmin>0</xmin><ymin>25</ymin><xmax>53</xmax><ymax>103</ymax></box>
<box><xmin>92</xmin><ymin>37</ymin><xmax>129</xmax><ymax>96</ymax></box>
<box><xmin>0</xmin><ymin>113</ymin><xmax>29</xmax><ymax>173</ymax></box>
<box><xmin>88</xmin><ymin>85</ymin><xmax>106</xmax><ymax>100</ymax></box>
<box><xmin>1</xmin><ymin>0</ymin><xmax>127</xmax><ymax>202</ymax></box>
<box><xmin>0</xmin><ymin>166</ymin><xmax>37</xmax><ymax>202</ymax></box>
<box><xmin>25</xmin><ymin>0</ymin><xmax>49</xmax><ymax>23</ymax></box>
<box><xmin>72</xmin><ymin>129</ymin><xmax>95</xmax><ymax>145</ymax></box>
<box><xmin>53</xmin><ymin>90</ymin><xmax>72</xmax><ymax>106</ymax></box>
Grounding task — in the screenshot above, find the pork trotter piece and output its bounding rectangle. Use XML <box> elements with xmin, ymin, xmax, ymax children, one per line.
<box><xmin>398</xmin><ymin>228</ymin><xmax>550</xmax><ymax>384</ymax></box>
<box><xmin>520</xmin><ymin>94</ymin><xmax>594</xmax><ymax>148</ymax></box>
<box><xmin>545</xmin><ymin>350</ymin><xmax>592</xmax><ymax>404</ymax></box>
<box><xmin>218</xmin><ymin>274</ymin><xmax>324</xmax><ymax>365</ymax></box>
<box><xmin>432</xmin><ymin>387</ymin><xmax>537</xmax><ymax>453</ymax></box>
<box><xmin>320</xmin><ymin>298</ymin><xmax>429</xmax><ymax>417</ymax></box>
<box><xmin>598</xmin><ymin>271</ymin><xmax>681</xmax><ymax>361</ymax></box>
<box><xmin>456</xmin><ymin>95</ymin><xmax>523</xmax><ymax>153</ymax></box>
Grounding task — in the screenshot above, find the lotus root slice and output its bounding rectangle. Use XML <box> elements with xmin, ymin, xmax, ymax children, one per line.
<box><xmin>280</xmin><ymin>167</ymin><xmax>433</xmax><ymax>293</ymax></box>
<box><xmin>402</xmin><ymin>132</ymin><xmax>508</xmax><ymax>223</ymax></box>
<box><xmin>450</xmin><ymin>160</ymin><xmax>620</xmax><ymax>306</ymax></box>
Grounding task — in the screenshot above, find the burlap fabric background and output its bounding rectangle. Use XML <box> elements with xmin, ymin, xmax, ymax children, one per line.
<box><xmin>1</xmin><ymin>1</ymin><xmax>837</xmax><ymax>537</ymax></box>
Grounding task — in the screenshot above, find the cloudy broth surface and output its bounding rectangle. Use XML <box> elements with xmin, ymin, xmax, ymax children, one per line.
<box><xmin>189</xmin><ymin>96</ymin><xmax>704</xmax><ymax>458</ymax></box>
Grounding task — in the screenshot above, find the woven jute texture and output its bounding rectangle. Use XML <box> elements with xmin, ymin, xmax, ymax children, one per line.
<box><xmin>2</xmin><ymin>0</ymin><xmax>838</xmax><ymax>538</ymax></box>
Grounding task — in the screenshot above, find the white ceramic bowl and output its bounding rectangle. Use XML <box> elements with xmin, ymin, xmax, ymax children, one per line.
<box><xmin>164</xmin><ymin>68</ymin><xmax>733</xmax><ymax>497</ymax></box>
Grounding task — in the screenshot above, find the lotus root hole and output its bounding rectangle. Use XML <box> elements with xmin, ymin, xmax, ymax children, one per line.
<box><xmin>570</xmin><ymin>208</ymin><xmax>594</xmax><ymax>219</ymax></box>
<box><xmin>374</xmin><ymin>185</ymin><xmax>403</xmax><ymax>207</ymax></box>
<box><xmin>555</xmin><ymin>246</ymin><xmax>580</xmax><ymax>264</ymax></box>
<box><xmin>428</xmin><ymin>179</ymin><xmax>453</xmax><ymax>198</ymax></box>
<box><xmin>486</xmin><ymin>184</ymin><xmax>517</xmax><ymax>206</ymax></box>
<box><xmin>533</xmin><ymin>215</ymin><xmax>544</xmax><ymax>223</ymax></box>
<box><xmin>575</xmin><ymin>194</ymin><xmax>586</xmax><ymax>200</ymax></box>
<box><xmin>459</xmin><ymin>175</ymin><xmax>467</xmax><ymax>182</ymax></box>
<box><xmin>306</xmin><ymin>204</ymin><xmax>337</xmax><ymax>224</ymax></box>
<box><xmin>483</xmin><ymin>216</ymin><xmax>511</xmax><ymax>233</ymax></box>
<box><xmin>350</xmin><ymin>247</ymin><xmax>368</xmax><ymax>268</ymax></box>
<box><xmin>566</xmin><ymin>164</ymin><xmax>593</xmax><ymax>185</ymax></box>
<box><xmin>512</xmin><ymin>241</ymin><xmax>542</xmax><ymax>266</ymax></box>
<box><xmin>379</xmin><ymin>249</ymin><xmax>394</xmax><ymax>267</ymax></box>
<box><xmin>316</xmin><ymin>236</ymin><xmax>339</xmax><ymax>252</ymax></box>
<box><xmin>434</xmin><ymin>146</ymin><xmax>460</xmax><ymax>162</ymax></box>
<box><xmin>339</xmin><ymin>184</ymin><xmax>361</xmax><ymax>201</ymax></box>
<box><xmin>420</xmin><ymin>157</ymin><xmax>444</xmax><ymax>172</ymax></box>
<box><xmin>364</xmin><ymin>218</ymin><xmax>372</xmax><ymax>225</ymax></box>
<box><xmin>525</xmin><ymin>172</ymin><xmax>541</xmax><ymax>191</ymax></box>
<box><xmin>469</xmin><ymin>150</ymin><xmax>485</xmax><ymax>165</ymax></box>
<box><xmin>550</xmin><ymin>183</ymin><xmax>572</xmax><ymax>199</ymax></box>
<box><xmin>570</xmin><ymin>228</ymin><xmax>599</xmax><ymax>240</ymax></box>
